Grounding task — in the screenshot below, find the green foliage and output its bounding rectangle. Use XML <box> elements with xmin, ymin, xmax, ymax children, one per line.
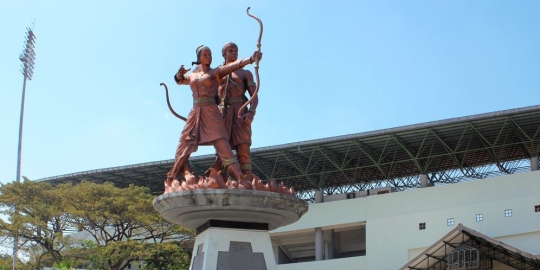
<box><xmin>0</xmin><ymin>180</ymin><xmax>70</xmax><ymax>267</ymax></box>
<box><xmin>0</xmin><ymin>253</ymin><xmax>32</xmax><ymax>270</ymax></box>
<box><xmin>52</xmin><ymin>260</ymin><xmax>75</xmax><ymax>270</ymax></box>
<box><xmin>0</xmin><ymin>253</ymin><xmax>14</xmax><ymax>269</ymax></box>
<box><xmin>140</xmin><ymin>242</ymin><xmax>191</xmax><ymax>270</ymax></box>
<box><xmin>0</xmin><ymin>180</ymin><xmax>193</xmax><ymax>270</ymax></box>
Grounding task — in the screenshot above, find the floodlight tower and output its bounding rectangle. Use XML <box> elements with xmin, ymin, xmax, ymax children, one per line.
<box><xmin>14</xmin><ymin>26</ymin><xmax>36</xmax><ymax>270</ymax></box>
<box><xmin>15</xmin><ymin>27</ymin><xmax>36</xmax><ymax>183</ymax></box>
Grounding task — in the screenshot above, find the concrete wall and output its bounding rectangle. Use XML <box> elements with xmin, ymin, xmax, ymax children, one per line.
<box><xmin>276</xmin><ymin>256</ymin><xmax>365</xmax><ymax>270</ymax></box>
<box><xmin>272</xmin><ymin>170</ymin><xmax>540</xmax><ymax>269</ymax></box>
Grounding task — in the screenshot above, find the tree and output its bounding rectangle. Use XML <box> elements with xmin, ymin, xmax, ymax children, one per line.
<box><xmin>51</xmin><ymin>260</ymin><xmax>76</xmax><ymax>270</ymax></box>
<box><xmin>0</xmin><ymin>180</ymin><xmax>193</xmax><ymax>270</ymax></box>
<box><xmin>0</xmin><ymin>253</ymin><xmax>30</xmax><ymax>270</ymax></box>
<box><xmin>0</xmin><ymin>179</ymin><xmax>79</xmax><ymax>268</ymax></box>
<box><xmin>59</xmin><ymin>181</ymin><xmax>193</xmax><ymax>270</ymax></box>
<box><xmin>140</xmin><ymin>241</ymin><xmax>191</xmax><ymax>270</ymax></box>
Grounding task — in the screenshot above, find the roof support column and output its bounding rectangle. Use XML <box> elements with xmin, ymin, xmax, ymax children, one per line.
<box><xmin>315</xmin><ymin>190</ymin><xmax>323</xmax><ymax>203</ymax></box>
<box><xmin>325</xmin><ymin>229</ymin><xmax>335</xmax><ymax>260</ymax></box>
<box><xmin>531</xmin><ymin>157</ymin><xmax>539</xmax><ymax>171</ymax></box>
<box><xmin>314</xmin><ymin>190</ymin><xmax>324</xmax><ymax>261</ymax></box>
<box><xmin>420</xmin><ymin>174</ymin><xmax>430</xmax><ymax>188</ymax></box>
<box><xmin>315</xmin><ymin>227</ymin><xmax>324</xmax><ymax>261</ymax></box>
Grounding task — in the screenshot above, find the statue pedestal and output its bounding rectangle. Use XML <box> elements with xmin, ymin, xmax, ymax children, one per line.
<box><xmin>153</xmin><ymin>189</ymin><xmax>308</xmax><ymax>270</ymax></box>
<box><xmin>191</xmin><ymin>226</ymin><xmax>276</xmax><ymax>270</ymax></box>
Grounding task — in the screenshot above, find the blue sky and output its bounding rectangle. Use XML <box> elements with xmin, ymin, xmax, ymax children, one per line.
<box><xmin>1</xmin><ymin>1</ymin><xmax>539</xmax><ymax>183</ymax></box>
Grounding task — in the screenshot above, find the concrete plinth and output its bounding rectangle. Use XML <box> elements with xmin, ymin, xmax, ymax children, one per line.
<box><xmin>191</xmin><ymin>227</ymin><xmax>276</xmax><ymax>270</ymax></box>
<box><xmin>153</xmin><ymin>189</ymin><xmax>309</xmax><ymax>269</ymax></box>
<box><xmin>153</xmin><ymin>189</ymin><xmax>308</xmax><ymax>230</ymax></box>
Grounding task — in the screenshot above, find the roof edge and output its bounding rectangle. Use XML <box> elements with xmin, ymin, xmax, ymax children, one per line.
<box><xmin>37</xmin><ymin>104</ymin><xmax>540</xmax><ymax>182</ymax></box>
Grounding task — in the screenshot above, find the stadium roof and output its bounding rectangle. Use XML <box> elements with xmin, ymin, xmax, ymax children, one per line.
<box><xmin>38</xmin><ymin>105</ymin><xmax>540</xmax><ymax>198</ymax></box>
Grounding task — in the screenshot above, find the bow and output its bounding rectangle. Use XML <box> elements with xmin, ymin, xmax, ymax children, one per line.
<box><xmin>238</xmin><ymin>7</ymin><xmax>263</xmax><ymax>117</ymax></box>
<box><xmin>160</xmin><ymin>83</ymin><xmax>187</xmax><ymax>121</ymax></box>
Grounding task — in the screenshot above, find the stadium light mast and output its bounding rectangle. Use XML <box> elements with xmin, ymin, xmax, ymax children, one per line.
<box><xmin>14</xmin><ymin>25</ymin><xmax>36</xmax><ymax>270</ymax></box>
<box><xmin>15</xmin><ymin>27</ymin><xmax>36</xmax><ymax>183</ymax></box>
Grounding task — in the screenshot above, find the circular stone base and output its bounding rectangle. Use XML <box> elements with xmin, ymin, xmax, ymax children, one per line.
<box><xmin>153</xmin><ymin>189</ymin><xmax>309</xmax><ymax>231</ymax></box>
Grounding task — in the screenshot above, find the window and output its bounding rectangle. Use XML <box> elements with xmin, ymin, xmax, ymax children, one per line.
<box><xmin>447</xmin><ymin>218</ymin><xmax>455</xmax><ymax>226</ymax></box>
<box><xmin>535</xmin><ymin>205</ymin><xmax>540</xmax><ymax>212</ymax></box>
<box><xmin>419</xmin><ymin>222</ymin><xmax>426</xmax><ymax>230</ymax></box>
<box><xmin>476</xmin><ymin>214</ymin><xmax>483</xmax><ymax>222</ymax></box>
<box><xmin>504</xmin><ymin>209</ymin><xmax>512</xmax><ymax>217</ymax></box>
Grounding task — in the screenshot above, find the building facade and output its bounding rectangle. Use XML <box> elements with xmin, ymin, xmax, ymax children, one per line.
<box><xmin>271</xmin><ymin>170</ymin><xmax>540</xmax><ymax>269</ymax></box>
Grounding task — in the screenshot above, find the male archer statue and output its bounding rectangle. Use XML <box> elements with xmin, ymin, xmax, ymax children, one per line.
<box><xmin>210</xmin><ymin>42</ymin><xmax>258</xmax><ymax>181</ymax></box>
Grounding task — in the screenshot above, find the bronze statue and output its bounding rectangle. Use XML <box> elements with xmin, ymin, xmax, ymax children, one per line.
<box><xmin>164</xmin><ymin>45</ymin><xmax>261</xmax><ymax>193</ymax></box>
<box><xmin>161</xmin><ymin>8</ymin><xmax>296</xmax><ymax>197</ymax></box>
<box><xmin>209</xmin><ymin>42</ymin><xmax>258</xmax><ymax>181</ymax></box>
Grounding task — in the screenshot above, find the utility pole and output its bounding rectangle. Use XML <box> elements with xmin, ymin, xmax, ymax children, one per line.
<box><xmin>14</xmin><ymin>25</ymin><xmax>36</xmax><ymax>270</ymax></box>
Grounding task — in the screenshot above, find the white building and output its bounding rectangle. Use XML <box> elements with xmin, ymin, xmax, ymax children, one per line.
<box><xmin>271</xmin><ymin>170</ymin><xmax>540</xmax><ymax>269</ymax></box>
